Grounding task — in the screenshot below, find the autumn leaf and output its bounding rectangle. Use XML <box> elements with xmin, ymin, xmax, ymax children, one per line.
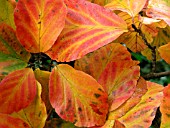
<box><xmin>49</xmin><ymin>64</ymin><xmax>108</xmax><ymax>127</ymax></box>
<box><xmin>14</xmin><ymin>0</ymin><xmax>67</xmax><ymax>53</ymax></box>
<box><xmin>105</xmin><ymin>0</ymin><xmax>147</xmax><ymax>17</ymax></box>
<box><xmin>146</xmin><ymin>0</ymin><xmax>170</xmax><ymax>26</ymax></box>
<box><xmin>12</xmin><ymin>81</ymin><xmax>47</xmax><ymax>128</ymax></box>
<box><xmin>87</xmin><ymin>0</ymin><xmax>112</xmax><ymax>6</ymax></box>
<box><xmin>0</xmin><ymin>113</ymin><xmax>29</xmax><ymax>128</ymax></box>
<box><xmin>46</xmin><ymin>0</ymin><xmax>127</xmax><ymax>62</ymax></box>
<box><xmin>118</xmin><ymin>81</ymin><xmax>163</xmax><ymax>128</ymax></box>
<box><xmin>0</xmin><ymin>23</ymin><xmax>30</xmax><ymax>75</ymax></box>
<box><xmin>0</xmin><ymin>68</ymin><xmax>37</xmax><ymax>114</ymax></box>
<box><xmin>0</xmin><ymin>0</ymin><xmax>16</xmax><ymax>29</ymax></box>
<box><xmin>160</xmin><ymin>84</ymin><xmax>170</xmax><ymax>128</ymax></box>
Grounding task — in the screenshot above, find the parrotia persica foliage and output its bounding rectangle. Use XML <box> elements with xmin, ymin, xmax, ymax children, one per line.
<box><xmin>0</xmin><ymin>0</ymin><xmax>170</xmax><ymax>127</ymax></box>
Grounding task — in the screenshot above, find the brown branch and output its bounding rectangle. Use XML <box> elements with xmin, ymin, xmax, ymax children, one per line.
<box><xmin>143</xmin><ymin>71</ymin><xmax>170</xmax><ymax>80</ymax></box>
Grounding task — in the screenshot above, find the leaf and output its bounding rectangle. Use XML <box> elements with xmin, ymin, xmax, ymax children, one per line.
<box><xmin>98</xmin><ymin>61</ymin><xmax>140</xmax><ymax>111</ymax></box>
<box><xmin>46</xmin><ymin>0</ymin><xmax>127</xmax><ymax>62</ymax></box>
<box><xmin>0</xmin><ymin>23</ymin><xmax>30</xmax><ymax>75</ymax></box>
<box><xmin>0</xmin><ymin>68</ymin><xmax>37</xmax><ymax>114</ymax></box>
<box><xmin>12</xmin><ymin>81</ymin><xmax>47</xmax><ymax>128</ymax></box>
<box><xmin>159</xmin><ymin>41</ymin><xmax>170</xmax><ymax>64</ymax></box>
<box><xmin>118</xmin><ymin>81</ymin><xmax>163</xmax><ymax>128</ymax></box>
<box><xmin>34</xmin><ymin>68</ymin><xmax>52</xmax><ymax>113</ymax></box>
<box><xmin>0</xmin><ymin>113</ymin><xmax>30</xmax><ymax>128</ymax></box>
<box><xmin>160</xmin><ymin>84</ymin><xmax>170</xmax><ymax>128</ymax></box>
<box><xmin>146</xmin><ymin>0</ymin><xmax>170</xmax><ymax>26</ymax></box>
<box><xmin>74</xmin><ymin>43</ymin><xmax>132</xmax><ymax>80</ymax></box>
<box><xmin>14</xmin><ymin>0</ymin><xmax>67</xmax><ymax>53</ymax></box>
<box><xmin>87</xmin><ymin>0</ymin><xmax>112</xmax><ymax>6</ymax></box>
<box><xmin>105</xmin><ymin>0</ymin><xmax>147</xmax><ymax>17</ymax></box>
<box><xmin>0</xmin><ymin>0</ymin><xmax>16</xmax><ymax>29</ymax></box>
<box><xmin>49</xmin><ymin>64</ymin><xmax>108</xmax><ymax>127</ymax></box>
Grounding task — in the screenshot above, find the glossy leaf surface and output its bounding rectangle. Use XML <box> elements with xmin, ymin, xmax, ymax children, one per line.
<box><xmin>12</xmin><ymin>82</ymin><xmax>47</xmax><ymax>128</ymax></box>
<box><xmin>0</xmin><ymin>68</ymin><xmax>37</xmax><ymax>114</ymax></box>
<box><xmin>46</xmin><ymin>0</ymin><xmax>127</xmax><ymax>62</ymax></box>
<box><xmin>160</xmin><ymin>84</ymin><xmax>170</xmax><ymax>128</ymax></box>
<box><xmin>0</xmin><ymin>113</ymin><xmax>29</xmax><ymax>128</ymax></box>
<box><xmin>0</xmin><ymin>23</ymin><xmax>30</xmax><ymax>75</ymax></box>
<box><xmin>105</xmin><ymin>0</ymin><xmax>147</xmax><ymax>17</ymax></box>
<box><xmin>118</xmin><ymin>81</ymin><xmax>163</xmax><ymax>128</ymax></box>
<box><xmin>49</xmin><ymin>64</ymin><xmax>108</xmax><ymax>127</ymax></box>
<box><xmin>14</xmin><ymin>0</ymin><xmax>67</xmax><ymax>52</ymax></box>
<box><xmin>0</xmin><ymin>0</ymin><xmax>16</xmax><ymax>29</ymax></box>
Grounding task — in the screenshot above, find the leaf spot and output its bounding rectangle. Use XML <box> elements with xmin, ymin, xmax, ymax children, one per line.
<box><xmin>94</xmin><ymin>93</ymin><xmax>101</xmax><ymax>98</ymax></box>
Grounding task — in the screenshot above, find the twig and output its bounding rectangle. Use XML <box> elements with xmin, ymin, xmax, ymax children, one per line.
<box><xmin>143</xmin><ymin>71</ymin><xmax>170</xmax><ymax>80</ymax></box>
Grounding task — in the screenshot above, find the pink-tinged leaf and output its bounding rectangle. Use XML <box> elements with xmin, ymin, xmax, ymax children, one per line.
<box><xmin>0</xmin><ymin>68</ymin><xmax>37</xmax><ymax>114</ymax></box>
<box><xmin>0</xmin><ymin>23</ymin><xmax>30</xmax><ymax>75</ymax></box>
<box><xmin>98</xmin><ymin>61</ymin><xmax>140</xmax><ymax>111</ymax></box>
<box><xmin>146</xmin><ymin>0</ymin><xmax>170</xmax><ymax>26</ymax></box>
<box><xmin>49</xmin><ymin>64</ymin><xmax>108</xmax><ymax>127</ymax></box>
<box><xmin>105</xmin><ymin>0</ymin><xmax>147</xmax><ymax>17</ymax></box>
<box><xmin>12</xmin><ymin>81</ymin><xmax>47</xmax><ymax>128</ymax></box>
<box><xmin>74</xmin><ymin>43</ymin><xmax>132</xmax><ymax>80</ymax></box>
<box><xmin>14</xmin><ymin>0</ymin><xmax>67</xmax><ymax>53</ymax></box>
<box><xmin>160</xmin><ymin>84</ymin><xmax>170</xmax><ymax>128</ymax></box>
<box><xmin>46</xmin><ymin>0</ymin><xmax>127</xmax><ymax>62</ymax></box>
<box><xmin>0</xmin><ymin>113</ymin><xmax>29</xmax><ymax>128</ymax></box>
<box><xmin>158</xmin><ymin>42</ymin><xmax>170</xmax><ymax>64</ymax></box>
<box><xmin>118</xmin><ymin>81</ymin><xmax>163</xmax><ymax>128</ymax></box>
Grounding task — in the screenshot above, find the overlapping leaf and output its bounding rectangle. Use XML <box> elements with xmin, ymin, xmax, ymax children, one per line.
<box><xmin>105</xmin><ymin>0</ymin><xmax>147</xmax><ymax>17</ymax></box>
<box><xmin>118</xmin><ymin>81</ymin><xmax>163</xmax><ymax>128</ymax></box>
<box><xmin>12</xmin><ymin>81</ymin><xmax>47</xmax><ymax>128</ymax></box>
<box><xmin>0</xmin><ymin>113</ymin><xmax>29</xmax><ymax>128</ymax></box>
<box><xmin>160</xmin><ymin>84</ymin><xmax>170</xmax><ymax>128</ymax></box>
<box><xmin>0</xmin><ymin>23</ymin><xmax>30</xmax><ymax>75</ymax></box>
<box><xmin>49</xmin><ymin>64</ymin><xmax>108</xmax><ymax>127</ymax></box>
<box><xmin>14</xmin><ymin>0</ymin><xmax>67</xmax><ymax>53</ymax></box>
<box><xmin>46</xmin><ymin>0</ymin><xmax>127</xmax><ymax>62</ymax></box>
<box><xmin>74</xmin><ymin>43</ymin><xmax>132</xmax><ymax>80</ymax></box>
<box><xmin>87</xmin><ymin>0</ymin><xmax>112</xmax><ymax>6</ymax></box>
<box><xmin>146</xmin><ymin>0</ymin><xmax>170</xmax><ymax>26</ymax></box>
<box><xmin>0</xmin><ymin>68</ymin><xmax>37</xmax><ymax>114</ymax></box>
<box><xmin>0</xmin><ymin>0</ymin><xmax>16</xmax><ymax>29</ymax></box>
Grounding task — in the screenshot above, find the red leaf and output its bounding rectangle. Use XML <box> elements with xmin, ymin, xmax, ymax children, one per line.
<box><xmin>0</xmin><ymin>68</ymin><xmax>37</xmax><ymax>114</ymax></box>
<box><xmin>46</xmin><ymin>0</ymin><xmax>127</xmax><ymax>62</ymax></box>
<box><xmin>49</xmin><ymin>64</ymin><xmax>108</xmax><ymax>127</ymax></box>
<box><xmin>14</xmin><ymin>0</ymin><xmax>67</xmax><ymax>52</ymax></box>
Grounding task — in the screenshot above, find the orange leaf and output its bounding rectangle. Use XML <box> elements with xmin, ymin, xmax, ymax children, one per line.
<box><xmin>0</xmin><ymin>23</ymin><xmax>30</xmax><ymax>75</ymax></box>
<box><xmin>14</xmin><ymin>0</ymin><xmax>67</xmax><ymax>52</ymax></box>
<box><xmin>74</xmin><ymin>43</ymin><xmax>132</xmax><ymax>80</ymax></box>
<box><xmin>118</xmin><ymin>81</ymin><xmax>163</xmax><ymax>128</ymax></box>
<box><xmin>12</xmin><ymin>81</ymin><xmax>47</xmax><ymax>128</ymax></box>
<box><xmin>87</xmin><ymin>0</ymin><xmax>112</xmax><ymax>6</ymax></box>
<box><xmin>0</xmin><ymin>113</ymin><xmax>29</xmax><ymax>128</ymax></box>
<box><xmin>158</xmin><ymin>42</ymin><xmax>170</xmax><ymax>64</ymax></box>
<box><xmin>98</xmin><ymin>61</ymin><xmax>140</xmax><ymax>111</ymax></box>
<box><xmin>160</xmin><ymin>84</ymin><xmax>170</xmax><ymax>127</ymax></box>
<box><xmin>46</xmin><ymin>0</ymin><xmax>127</xmax><ymax>62</ymax></box>
<box><xmin>0</xmin><ymin>68</ymin><xmax>37</xmax><ymax>114</ymax></box>
<box><xmin>105</xmin><ymin>0</ymin><xmax>147</xmax><ymax>17</ymax></box>
<box><xmin>49</xmin><ymin>64</ymin><xmax>108</xmax><ymax>127</ymax></box>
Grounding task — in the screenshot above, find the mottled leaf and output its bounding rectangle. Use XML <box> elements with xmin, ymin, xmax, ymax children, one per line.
<box><xmin>159</xmin><ymin>42</ymin><xmax>170</xmax><ymax>64</ymax></box>
<box><xmin>0</xmin><ymin>68</ymin><xmax>37</xmax><ymax>114</ymax></box>
<box><xmin>0</xmin><ymin>23</ymin><xmax>30</xmax><ymax>75</ymax></box>
<box><xmin>0</xmin><ymin>0</ymin><xmax>16</xmax><ymax>29</ymax></box>
<box><xmin>0</xmin><ymin>113</ymin><xmax>29</xmax><ymax>128</ymax></box>
<box><xmin>105</xmin><ymin>0</ymin><xmax>147</xmax><ymax>17</ymax></box>
<box><xmin>118</xmin><ymin>81</ymin><xmax>163</xmax><ymax>128</ymax></box>
<box><xmin>98</xmin><ymin>61</ymin><xmax>140</xmax><ymax>111</ymax></box>
<box><xmin>49</xmin><ymin>64</ymin><xmax>108</xmax><ymax>127</ymax></box>
<box><xmin>14</xmin><ymin>0</ymin><xmax>67</xmax><ymax>52</ymax></box>
<box><xmin>74</xmin><ymin>43</ymin><xmax>132</xmax><ymax>80</ymax></box>
<box><xmin>146</xmin><ymin>0</ymin><xmax>170</xmax><ymax>26</ymax></box>
<box><xmin>34</xmin><ymin>68</ymin><xmax>52</xmax><ymax>113</ymax></box>
<box><xmin>87</xmin><ymin>0</ymin><xmax>112</xmax><ymax>6</ymax></box>
<box><xmin>12</xmin><ymin>81</ymin><xmax>47</xmax><ymax>128</ymax></box>
<box><xmin>160</xmin><ymin>84</ymin><xmax>170</xmax><ymax>128</ymax></box>
<box><xmin>46</xmin><ymin>0</ymin><xmax>127</xmax><ymax>62</ymax></box>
